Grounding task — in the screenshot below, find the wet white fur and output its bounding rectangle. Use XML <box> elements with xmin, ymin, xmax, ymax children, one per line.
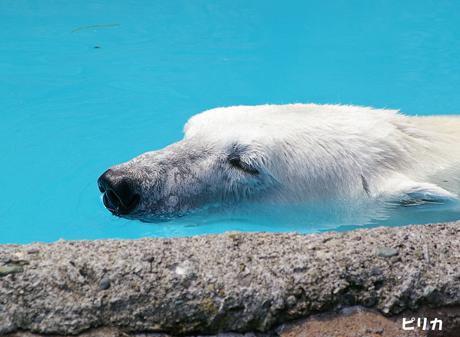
<box><xmin>183</xmin><ymin>104</ymin><xmax>460</xmax><ymax>204</ymax></box>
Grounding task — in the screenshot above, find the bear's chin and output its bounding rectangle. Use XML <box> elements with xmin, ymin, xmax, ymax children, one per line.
<box><xmin>111</xmin><ymin>211</ymin><xmax>189</xmax><ymax>223</ymax></box>
<box><xmin>116</xmin><ymin>202</ymin><xmax>240</xmax><ymax>223</ymax></box>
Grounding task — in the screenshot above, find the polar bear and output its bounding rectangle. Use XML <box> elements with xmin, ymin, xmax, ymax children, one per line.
<box><xmin>98</xmin><ymin>104</ymin><xmax>460</xmax><ymax>221</ymax></box>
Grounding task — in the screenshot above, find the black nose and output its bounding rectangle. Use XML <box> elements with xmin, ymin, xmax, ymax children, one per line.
<box><xmin>98</xmin><ymin>169</ymin><xmax>140</xmax><ymax>216</ymax></box>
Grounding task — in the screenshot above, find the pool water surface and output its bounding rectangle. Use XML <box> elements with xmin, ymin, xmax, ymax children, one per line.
<box><xmin>1</xmin><ymin>1</ymin><xmax>460</xmax><ymax>244</ymax></box>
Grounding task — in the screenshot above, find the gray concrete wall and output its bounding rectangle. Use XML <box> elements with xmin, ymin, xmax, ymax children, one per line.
<box><xmin>1</xmin><ymin>221</ymin><xmax>460</xmax><ymax>336</ymax></box>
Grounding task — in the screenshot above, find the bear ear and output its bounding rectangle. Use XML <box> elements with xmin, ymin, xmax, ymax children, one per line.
<box><xmin>389</xmin><ymin>181</ymin><xmax>459</xmax><ymax>211</ymax></box>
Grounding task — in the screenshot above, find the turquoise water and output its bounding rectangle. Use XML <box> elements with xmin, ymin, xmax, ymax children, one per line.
<box><xmin>1</xmin><ymin>1</ymin><xmax>460</xmax><ymax>244</ymax></box>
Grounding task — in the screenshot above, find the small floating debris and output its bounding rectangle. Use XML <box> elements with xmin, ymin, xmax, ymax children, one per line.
<box><xmin>70</xmin><ymin>24</ymin><xmax>120</xmax><ymax>34</ymax></box>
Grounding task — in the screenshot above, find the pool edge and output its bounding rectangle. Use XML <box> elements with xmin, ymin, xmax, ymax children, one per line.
<box><xmin>1</xmin><ymin>221</ymin><xmax>460</xmax><ymax>335</ymax></box>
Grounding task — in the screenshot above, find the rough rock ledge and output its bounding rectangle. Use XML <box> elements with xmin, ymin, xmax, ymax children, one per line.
<box><xmin>1</xmin><ymin>221</ymin><xmax>460</xmax><ymax>336</ymax></box>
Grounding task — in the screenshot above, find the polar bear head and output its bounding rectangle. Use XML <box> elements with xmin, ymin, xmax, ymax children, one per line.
<box><xmin>98</xmin><ymin>105</ymin><xmax>302</xmax><ymax>221</ymax></box>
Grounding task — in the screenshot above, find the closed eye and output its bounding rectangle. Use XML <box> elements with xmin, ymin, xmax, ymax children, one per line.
<box><xmin>228</xmin><ymin>154</ymin><xmax>259</xmax><ymax>175</ymax></box>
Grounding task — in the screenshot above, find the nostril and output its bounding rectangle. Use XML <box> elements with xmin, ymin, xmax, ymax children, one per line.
<box><xmin>97</xmin><ymin>169</ymin><xmax>140</xmax><ymax>216</ymax></box>
<box><xmin>107</xmin><ymin>190</ymin><xmax>120</xmax><ymax>205</ymax></box>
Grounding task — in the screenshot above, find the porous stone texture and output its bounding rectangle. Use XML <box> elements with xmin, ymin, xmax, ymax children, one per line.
<box><xmin>1</xmin><ymin>221</ymin><xmax>460</xmax><ymax>336</ymax></box>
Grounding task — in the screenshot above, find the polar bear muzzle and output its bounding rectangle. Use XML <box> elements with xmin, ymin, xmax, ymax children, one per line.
<box><xmin>98</xmin><ymin>169</ymin><xmax>141</xmax><ymax>216</ymax></box>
